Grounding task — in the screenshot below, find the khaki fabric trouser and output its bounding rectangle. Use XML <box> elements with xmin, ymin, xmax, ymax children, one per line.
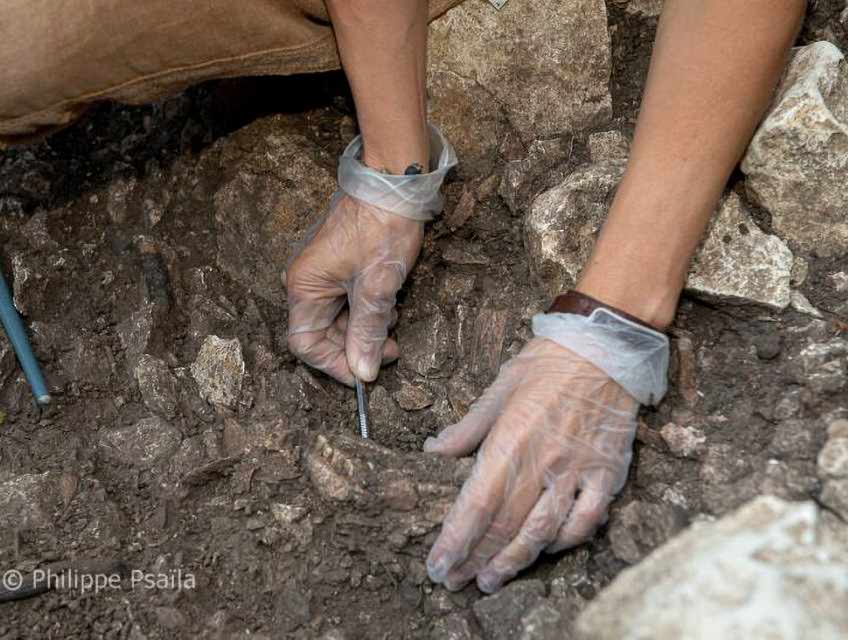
<box><xmin>0</xmin><ymin>0</ymin><xmax>464</xmax><ymax>145</ymax></box>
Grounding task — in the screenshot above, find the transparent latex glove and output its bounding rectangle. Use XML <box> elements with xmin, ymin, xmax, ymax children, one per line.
<box><xmin>286</xmin><ymin>125</ymin><xmax>457</xmax><ymax>385</ymax></box>
<box><xmin>286</xmin><ymin>194</ymin><xmax>423</xmax><ymax>385</ymax></box>
<box><xmin>424</xmin><ymin>309</ymin><xmax>669</xmax><ymax>593</ymax></box>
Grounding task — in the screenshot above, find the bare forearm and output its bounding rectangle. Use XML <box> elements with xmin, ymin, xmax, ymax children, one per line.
<box><xmin>326</xmin><ymin>0</ymin><xmax>430</xmax><ymax>174</ymax></box>
<box><xmin>578</xmin><ymin>0</ymin><xmax>805</xmax><ymax>329</ymax></box>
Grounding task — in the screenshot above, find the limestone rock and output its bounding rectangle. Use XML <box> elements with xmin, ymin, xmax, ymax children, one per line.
<box><xmin>518</xmin><ymin>603</ymin><xmax>570</xmax><ymax>640</ymax></box>
<box><xmin>473</xmin><ymin>580</ymin><xmax>546</xmax><ymax>640</ymax></box>
<box><xmin>428</xmin><ymin>0</ymin><xmax>612</xmax><ymax>164</ymax></box>
<box><xmin>469</xmin><ymin>307</ymin><xmax>509</xmax><ymax>380</ymax></box>
<box><xmin>106</xmin><ymin>176</ymin><xmax>138</xmax><ymax>224</ymax></box>
<box><xmin>789</xmin><ymin>290</ymin><xmax>823</xmax><ymax>318</ymax></box>
<box><xmin>791</xmin><ymin>338</ymin><xmax>847</xmax><ymax>395</ymax></box>
<box><xmin>432</xmin><ymin>613</ymin><xmax>481</xmax><ymax>640</ymax></box>
<box><xmin>831</xmin><ymin>271</ymin><xmax>848</xmax><ymax>293</ymax></box>
<box><xmin>819</xmin><ymin>437</ymin><xmax>848</xmax><ymax>478</ymax></box>
<box><xmin>393</xmin><ymin>383</ymin><xmax>435</xmax><ymax>411</ymax></box>
<box><xmin>610</xmin><ymin>0</ymin><xmax>664</xmax><ymax>17</ymax></box>
<box><xmin>587</xmin><ymin>130</ymin><xmax>630</xmax><ymax>162</ymax></box>
<box><xmin>659</xmin><ymin>422</ymin><xmax>706</xmax><ymax>459</ymax></box>
<box><xmin>0</xmin><ymin>472</ymin><xmax>55</xmax><ymax>529</ymax></box>
<box><xmin>191</xmin><ymin>335</ymin><xmax>245</xmax><ymax>408</ymax></box>
<box><xmin>525</xmin><ymin>161</ymin><xmax>625</xmax><ymax>296</ymax></box>
<box><xmin>426</xmin><ymin>70</ymin><xmax>506</xmax><ymax>170</ymax></box>
<box><xmin>741</xmin><ymin>42</ymin><xmax>848</xmax><ymax>256</ymax></box>
<box><xmin>399</xmin><ymin>310</ymin><xmax>453</xmax><ymax>377</ymax></box>
<box><xmin>135</xmin><ymin>354</ymin><xmax>178</xmax><ymax>418</ymax></box>
<box><xmin>686</xmin><ymin>193</ymin><xmax>793</xmax><ymax>310</ymax></box>
<box><xmin>117</xmin><ymin>303</ymin><xmax>154</xmax><ymax>371</ymax></box>
<box><xmin>0</xmin><ymin>329</ymin><xmax>14</xmax><ymax>390</ymax></box>
<box><xmin>58</xmin><ymin>335</ymin><xmax>116</xmax><ymax>388</ymax></box>
<box><xmin>576</xmin><ymin>496</ymin><xmax>848</xmax><ymax>640</ymax></box>
<box><xmin>608</xmin><ymin>500</ymin><xmax>688</xmax><ymax>564</ymax></box>
<box><xmin>499</xmin><ymin>138</ymin><xmax>572</xmax><ymax>214</ymax></box>
<box><xmin>99</xmin><ymin>417</ymin><xmax>182</xmax><ymax>468</ymax></box>
<box><xmin>624</xmin><ymin>0</ymin><xmax>663</xmax><ymax>17</ymax></box>
<box><xmin>818</xmin><ymin>420</ymin><xmax>848</xmax><ymax>519</ymax></box>
<box><xmin>11</xmin><ymin>252</ymin><xmax>48</xmax><ymax>317</ymax></box>
<box><xmin>526</xmin><ymin>168</ymin><xmax>794</xmax><ymax>308</ymax></box>
<box><xmin>213</xmin><ymin>116</ymin><xmax>336</xmax><ymax>302</ymax></box>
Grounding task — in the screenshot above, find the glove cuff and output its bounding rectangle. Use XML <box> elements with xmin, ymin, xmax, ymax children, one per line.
<box><xmin>337</xmin><ymin>124</ymin><xmax>458</xmax><ymax>221</ymax></box>
<box><xmin>532</xmin><ymin>308</ymin><xmax>670</xmax><ymax>406</ymax></box>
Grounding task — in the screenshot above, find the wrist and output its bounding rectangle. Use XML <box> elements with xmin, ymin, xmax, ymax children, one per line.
<box><xmin>337</xmin><ymin>123</ymin><xmax>458</xmax><ymax>221</ymax></box>
<box><xmin>360</xmin><ymin>119</ymin><xmax>430</xmax><ymax>176</ymax></box>
<box><xmin>574</xmin><ymin>271</ymin><xmax>681</xmax><ymax>332</ymax></box>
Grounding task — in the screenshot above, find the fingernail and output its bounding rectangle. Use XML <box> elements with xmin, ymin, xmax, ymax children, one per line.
<box><xmin>353</xmin><ymin>356</ymin><xmax>380</xmax><ymax>383</ymax></box>
<box><xmin>423</xmin><ymin>437</ymin><xmax>441</xmax><ymax>453</ymax></box>
<box><xmin>476</xmin><ymin>571</ymin><xmax>501</xmax><ymax>594</ymax></box>
<box><xmin>426</xmin><ymin>554</ymin><xmax>453</xmax><ymax>583</ymax></box>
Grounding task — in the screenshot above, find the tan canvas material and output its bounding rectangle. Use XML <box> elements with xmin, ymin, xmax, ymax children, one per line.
<box><xmin>0</xmin><ymin>0</ymin><xmax>465</xmax><ymax>144</ymax></box>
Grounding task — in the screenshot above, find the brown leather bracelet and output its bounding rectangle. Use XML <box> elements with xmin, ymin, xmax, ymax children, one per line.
<box><xmin>547</xmin><ymin>290</ymin><xmax>665</xmax><ymax>333</ymax></box>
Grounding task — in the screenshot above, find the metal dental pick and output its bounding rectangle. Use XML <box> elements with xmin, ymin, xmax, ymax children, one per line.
<box><xmin>355</xmin><ymin>378</ymin><xmax>369</xmax><ymax>439</ymax></box>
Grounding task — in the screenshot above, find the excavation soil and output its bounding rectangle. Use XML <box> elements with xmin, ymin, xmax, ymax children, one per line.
<box><xmin>0</xmin><ymin>6</ymin><xmax>846</xmax><ymax>640</ymax></box>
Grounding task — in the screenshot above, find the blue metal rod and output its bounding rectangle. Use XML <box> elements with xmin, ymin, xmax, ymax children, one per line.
<box><xmin>0</xmin><ymin>270</ymin><xmax>50</xmax><ymax>405</ymax></box>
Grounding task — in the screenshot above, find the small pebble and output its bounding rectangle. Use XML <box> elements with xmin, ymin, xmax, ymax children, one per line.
<box><xmin>753</xmin><ymin>334</ymin><xmax>782</xmax><ymax>360</ymax></box>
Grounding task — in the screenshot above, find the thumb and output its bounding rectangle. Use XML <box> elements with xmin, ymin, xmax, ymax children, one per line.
<box><xmin>345</xmin><ymin>261</ymin><xmax>406</xmax><ymax>382</ymax></box>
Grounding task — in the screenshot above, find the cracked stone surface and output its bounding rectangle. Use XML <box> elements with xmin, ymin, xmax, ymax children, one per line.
<box><xmin>135</xmin><ymin>353</ymin><xmax>178</xmax><ymax>418</ymax></box>
<box><xmin>526</xmin><ymin>170</ymin><xmax>795</xmax><ymax>308</ymax></box>
<box><xmin>428</xmin><ymin>0</ymin><xmax>612</xmax><ymax>166</ymax></box>
<box><xmin>742</xmin><ymin>41</ymin><xmax>848</xmax><ymax>256</ymax></box>
<box><xmin>525</xmin><ymin>160</ymin><xmax>625</xmax><ymax>296</ymax></box>
<box><xmin>190</xmin><ymin>335</ymin><xmax>245</xmax><ymax>408</ymax></box>
<box><xmin>213</xmin><ymin>116</ymin><xmax>336</xmax><ymax>302</ymax></box>
<box><xmin>818</xmin><ymin>419</ymin><xmax>848</xmax><ymax>520</ymax></box>
<box><xmin>98</xmin><ymin>416</ymin><xmax>182</xmax><ymax>469</ymax></box>
<box><xmin>686</xmin><ymin>193</ymin><xmax>793</xmax><ymax>310</ymax></box>
<box><xmin>306</xmin><ymin>433</ymin><xmax>471</xmax><ymax>550</ymax></box>
<box><xmin>576</xmin><ymin>496</ymin><xmax>848</xmax><ymax>640</ymax></box>
<box><xmin>1</xmin><ymin>4</ymin><xmax>847</xmax><ymax>637</ymax></box>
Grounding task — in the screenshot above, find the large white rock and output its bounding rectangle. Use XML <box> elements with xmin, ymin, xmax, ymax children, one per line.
<box><xmin>525</xmin><ymin>166</ymin><xmax>793</xmax><ymax>309</ymax></box>
<box><xmin>741</xmin><ymin>42</ymin><xmax>848</xmax><ymax>256</ymax></box>
<box><xmin>686</xmin><ymin>193</ymin><xmax>793</xmax><ymax>310</ymax></box>
<box><xmin>428</xmin><ymin>0</ymin><xmax>612</xmax><ymax>165</ymax></box>
<box><xmin>575</xmin><ymin>496</ymin><xmax>848</xmax><ymax>640</ymax></box>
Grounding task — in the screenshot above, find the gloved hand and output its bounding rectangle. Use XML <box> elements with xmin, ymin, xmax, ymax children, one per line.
<box><xmin>424</xmin><ymin>308</ymin><xmax>669</xmax><ymax>593</ymax></box>
<box><xmin>286</xmin><ymin>125</ymin><xmax>457</xmax><ymax>385</ymax></box>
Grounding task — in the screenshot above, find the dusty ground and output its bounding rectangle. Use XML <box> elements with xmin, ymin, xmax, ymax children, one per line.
<box><xmin>0</xmin><ymin>4</ymin><xmax>846</xmax><ymax>640</ymax></box>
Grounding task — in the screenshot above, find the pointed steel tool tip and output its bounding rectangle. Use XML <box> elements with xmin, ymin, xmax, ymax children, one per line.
<box><xmin>355</xmin><ymin>377</ymin><xmax>369</xmax><ymax>439</ymax></box>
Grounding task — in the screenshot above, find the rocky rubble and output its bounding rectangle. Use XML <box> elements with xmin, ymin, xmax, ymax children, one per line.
<box><xmin>576</xmin><ymin>496</ymin><xmax>848</xmax><ymax>640</ymax></box>
<box><xmin>0</xmin><ymin>3</ymin><xmax>846</xmax><ymax>639</ymax></box>
<box><xmin>525</xmin><ymin>169</ymin><xmax>796</xmax><ymax>309</ymax></box>
<box><xmin>742</xmin><ymin>41</ymin><xmax>848</xmax><ymax>256</ymax></box>
<box><xmin>686</xmin><ymin>193</ymin><xmax>793</xmax><ymax>309</ymax></box>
